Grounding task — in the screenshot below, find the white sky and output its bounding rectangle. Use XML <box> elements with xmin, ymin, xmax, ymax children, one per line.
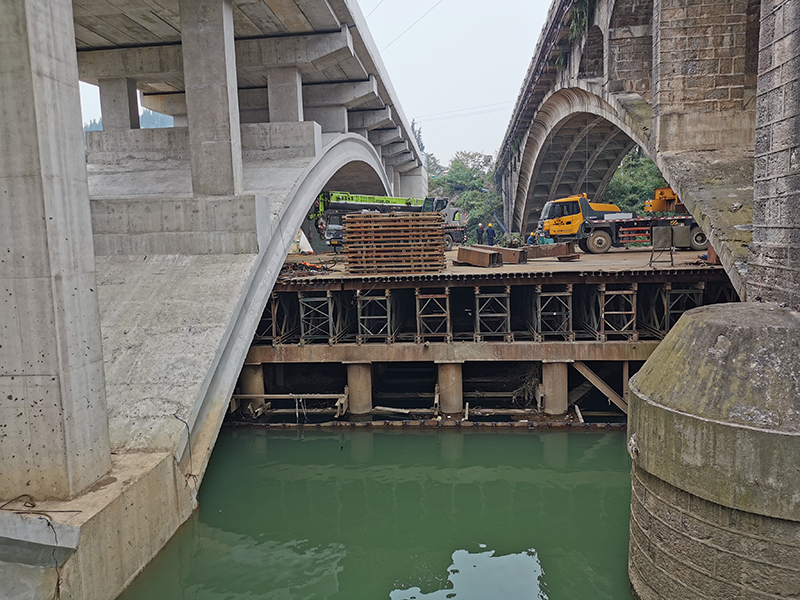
<box><xmin>80</xmin><ymin>0</ymin><xmax>550</xmax><ymax>164</ymax></box>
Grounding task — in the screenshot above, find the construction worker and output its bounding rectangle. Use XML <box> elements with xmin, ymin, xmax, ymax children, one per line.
<box><xmin>477</xmin><ymin>222</ymin><xmax>484</xmax><ymax>245</ymax></box>
<box><xmin>526</xmin><ymin>231</ymin><xmax>536</xmax><ymax>245</ymax></box>
<box><xmin>487</xmin><ymin>223</ymin><xmax>496</xmax><ymax>246</ymax></box>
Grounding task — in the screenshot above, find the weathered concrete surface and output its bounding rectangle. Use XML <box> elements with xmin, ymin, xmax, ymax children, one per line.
<box><xmin>0</xmin><ymin>561</ymin><xmax>57</xmax><ymax>600</ymax></box>
<box><xmin>97</xmin><ymin>254</ymin><xmax>257</xmax><ymax>453</ymax></box>
<box><xmin>628</xmin><ymin>303</ymin><xmax>800</xmax><ymax>598</ymax></box>
<box><xmin>1</xmin><ymin>452</ymin><xmax>194</xmax><ymax>600</ymax></box>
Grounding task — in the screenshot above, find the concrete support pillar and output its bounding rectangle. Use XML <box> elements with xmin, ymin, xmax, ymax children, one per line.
<box><xmin>0</xmin><ymin>0</ymin><xmax>111</xmax><ymax>500</ymax></box>
<box><xmin>748</xmin><ymin>0</ymin><xmax>800</xmax><ymax>310</ymax></box>
<box><xmin>437</xmin><ymin>363</ymin><xmax>463</xmax><ymax>415</ymax></box>
<box><xmin>267</xmin><ymin>66</ymin><xmax>303</xmax><ymax>123</ymax></box>
<box><xmin>99</xmin><ymin>77</ymin><xmax>140</xmax><ymax>130</ymax></box>
<box><xmin>180</xmin><ymin>0</ymin><xmax>242</xmax><ymax>196</ymax></box>
<box><xmin>542</xmin><ymin>362</ymin><xmax>569</xmax><ymax>415</ymax></box>
<box><xmin>393</xmin><ymin>169</ymin><xmax>401</xmax><ymax>197</ymax></box>
<box><xmin>347</xmin><ymin>363</ymin><xmax>372</xmax><ymax>416</ymax></box>
<box><xmin>400</xmin><ymin>166</ymin><xmax>429</xmax><ymax>199</ymax></box>
<box><xmin>239</xmin><ymin>365</ymin><xmax>265</xmax><ymax>395</ymax></box>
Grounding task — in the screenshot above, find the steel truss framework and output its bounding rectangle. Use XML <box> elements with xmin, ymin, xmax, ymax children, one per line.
<box><xmin>255</xmin><ymin>279</ymin><xmax>733</xmax><ymax>346</ymax></box>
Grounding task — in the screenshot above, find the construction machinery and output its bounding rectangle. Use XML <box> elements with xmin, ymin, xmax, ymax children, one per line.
<box><xmin>308</xmin><ymin>191</ymin><xmax>467</xmax><ymax>252</ymax></box>
<box><xmin>645</xmin><ymin>186</ymin><xmax>687</xmax><ymax>213</ymax></box>
<box><xmin>537</xmin><ymin>193</ymin><xmax>708</xmax><ymax>254</ymax></box>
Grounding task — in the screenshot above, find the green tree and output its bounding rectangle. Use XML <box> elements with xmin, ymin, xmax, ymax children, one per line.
<box><xmin>430</xmin><ymin>151</ymin><xmax>503</xmax><ymax>243</ymax></box>
<box><xmin>602</xmin><ymin>148</ymin><xmax>666</xmax><ymax>214</ymax></box>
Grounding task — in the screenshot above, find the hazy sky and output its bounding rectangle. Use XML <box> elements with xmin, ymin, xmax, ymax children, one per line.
<box><xmin>80</xmin><ymin>0</ymin><xmax>550</xmax><ymax>165</ymax></box>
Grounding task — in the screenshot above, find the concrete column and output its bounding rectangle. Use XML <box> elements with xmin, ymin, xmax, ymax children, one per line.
<box><xmin>542</xmin><ymin>362</ymin><xmax>569</xmax><ymax>415</ymax></box>
<box><xmin>267</xmin><ymin>66</ymin><xmax>303</xmax><ymax>123</ymax></box>
<box><xmin>437</xmin><ymin>363</ymin><xmax>463</xmax><ymax>415</ymax></box>
<box><xmin>400</xmin><ymin>166</ymin><xmax>429</xmax><ymax>198</ymax></box>
<box><xmin>748</xmin><ymin>0</ymin><xmax>800</xmax><ymax>310</ymax></box>
<box><xmin>0</xmin><ymin>0</ymin><xmax>111</xmax><ymax>500</ymax></box>
<box><xmin>239</xmin><ymin>365</ymin><xmax>265</xmax><ymax>395</ymax></box>
<box><xmin>347</xmin><ymin>363</ymin><xmax>372</xmax><ymax>416</ymax></box>
<box><xmin>180</xmin><ymin>0</ymin><xmax>243</xmax><ymax>196</ymax></box>
<box><xmin>98</xmin><ymin>77</ymin><xmax>140</xmax><ymax>130</ymax></box>
<box><xmin>393</xmin><ymin>170</ymin><xmax>401</xmax><ymax>197</ymax></box>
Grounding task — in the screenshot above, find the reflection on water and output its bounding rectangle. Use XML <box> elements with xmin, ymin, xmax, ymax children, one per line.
<box><xmin>118</xmin><ymin>430</ymin><xmax>633</xmax><ymax>600</ymax></box>
<box><xmin>390</xmin><ymin>546</ymin><xmax>547</xmax><ymax>600</ymax></box>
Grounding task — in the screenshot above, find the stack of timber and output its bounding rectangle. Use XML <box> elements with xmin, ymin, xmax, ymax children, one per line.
<box><xmin>344</xmin><ymin>212</ymin><xmax>446</xmax><ymax>273</ymax></box>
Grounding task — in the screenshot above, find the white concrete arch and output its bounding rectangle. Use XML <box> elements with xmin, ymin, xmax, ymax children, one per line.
<box><xmin>182</xmin><ymin>133</ymin><xmax>390</xmax><ymax>478</ymax></box>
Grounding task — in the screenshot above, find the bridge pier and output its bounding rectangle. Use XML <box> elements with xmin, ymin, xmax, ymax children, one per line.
<box><xmin>347</xmin><ymin>363</ymin><xmax>373</xmax><ymax>417</ymax></box>
<box><xmin>542</xmin><ymin>362</ymin><xmax>569</xmax><ymax>416</ymax></box>
<box><xmin>437</xmin><ymin>363</ymin><xmax>464</xmax><ymax>416</ymax></box>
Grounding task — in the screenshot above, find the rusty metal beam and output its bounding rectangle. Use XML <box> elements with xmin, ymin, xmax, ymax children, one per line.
<box><xmin>572</xmin><ymin>361</ymin><xmax>628</xmax><ymax>414</ymax></box>
<box><xmin>245</xmin><ymin>341</ymin><xmax>659</xmax><ymax>365</ymax></box>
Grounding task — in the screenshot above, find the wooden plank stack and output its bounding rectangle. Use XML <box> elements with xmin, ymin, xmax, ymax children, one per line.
<box><xmin>343</xmin><ymin>212</ymin><xmax>446</xmax><ymax>273</ymax></box>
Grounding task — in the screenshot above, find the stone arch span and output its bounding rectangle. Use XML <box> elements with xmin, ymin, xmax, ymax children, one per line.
<box><xmin>513</xmin><ymin>87</ymin><xmax>647</xmax><ymax>233</ymax></box>
<box><xmin>182</xmin><ymin>133</ymin><xmax>390</xmax><ymax>477</ymax></box>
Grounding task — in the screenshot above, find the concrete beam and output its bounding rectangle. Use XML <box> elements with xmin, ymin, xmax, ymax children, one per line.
<box><xmin>381</xmin><ymin>141</ymin><xmax>408</xmax><ymax>158</ymax></box>
<box><xmin>368</xmin><ymin>126</ymin><xmax>402</xmax><ymax>146</ymax></box>
<box><xmin>348</xmin><ymin>107</ymin><xmax>393</xmax><ymax>131</ymax></box>
<box><xmin>304</xmin><ymin>105</ymin><xmax>347</xmax><ymax>133</ymax></box>
<box><xmin>98</xmin><ymin>77</ymin><xmax>140</xmax><ymax>130</ymax></box>
<box><xmin>383</xmin><ymin>151</ymin><xmax>417</xmax><ymax>166</ymax></box>
<box><xmin>237</xmin><ymin>25</ymin><xmax>353</xmax><ymax>72</ymax></box>
<box><xmin>180</xmin><ymin>0</ymin><xmax>243</xmax><ymax>196</ymax></box>
<box><xmin>303</xmin><ymin>76</ymin><xmax>378</xmax><ymax>108</ymax></box>
<box><xmin>78</xmin><ymin>44</ymin><xmax>183</xmax><ymax>84</ymax></box>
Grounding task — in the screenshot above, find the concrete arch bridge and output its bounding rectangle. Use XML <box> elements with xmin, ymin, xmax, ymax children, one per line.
<box><xmin>0</xmin><ymin>0</ymin><xmax>427</xmax><ymax>597</ymax></box>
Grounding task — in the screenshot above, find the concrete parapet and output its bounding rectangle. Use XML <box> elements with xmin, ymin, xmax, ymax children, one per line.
<box><xmin>628</xmin><ymin>303</ymin><xmax>800</xmax><ymax>598</ymax></box>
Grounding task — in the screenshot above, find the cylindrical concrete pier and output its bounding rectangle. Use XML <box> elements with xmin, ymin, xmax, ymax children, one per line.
<box><xmin>347</xmin><ymin>363</ymin><xmax>373</xmax><ymax>416</ymax></box>
<box><xmin>628</xmin><ymin>304</ymin><xmax>800</xmax><ymax>599</ymax></box>
<box><xmin>239</xmin><ymin>365</ymin><xmax>265</xmax><ymax>395</ymax></box>
<box><xmin>437</xmin><ymin>363</ymin><xmax>463</xmax><ymax>415</ymax></box>
<box><xmin>542</xmin><ymin>362</ymin><xmax>569</xmax><ymax>415</ymax></box>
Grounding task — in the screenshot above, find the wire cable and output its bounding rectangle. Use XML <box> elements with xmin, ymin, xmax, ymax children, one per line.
<box><xmin>367</xmin><ymin>0</ymin><xmax>387</xmax><ymax>17</ymax></box>
<box><xmin>415</xmin><ymin>101</ymin><xmax>514</xmax><ymax>120</ymax></box>
<box><xmin>381</xmin><ymin>0</ymin><xmax>446</xmax><ymax>51</ymax></box>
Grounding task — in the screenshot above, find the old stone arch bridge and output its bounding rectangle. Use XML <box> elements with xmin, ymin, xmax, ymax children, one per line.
<box><xmin>495</xmin><ymin>0</ymin><xmax>777</xmax><ymax>299</ymax></box>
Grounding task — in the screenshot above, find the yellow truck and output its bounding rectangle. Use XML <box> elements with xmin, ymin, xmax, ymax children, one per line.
<box><xmin>537</xmin><ymin>193</ymin><xmax>708</xmax><ymax>254</ymax></box>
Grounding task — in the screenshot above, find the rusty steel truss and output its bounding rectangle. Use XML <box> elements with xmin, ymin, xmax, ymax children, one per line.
<box><xmin>255</xmin><ymin>271</ymin><xmax>735</xmax><ymax>346</ymax></box>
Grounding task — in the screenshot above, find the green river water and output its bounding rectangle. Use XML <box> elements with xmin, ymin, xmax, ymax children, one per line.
<box><xmin>119</xmin><ymin>428</ymin><xmax>634</xmax><ymax>600</ymax></box>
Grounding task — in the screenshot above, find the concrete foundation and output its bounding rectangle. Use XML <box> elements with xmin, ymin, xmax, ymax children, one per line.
<box><xmin>437</xmin><ymin>363</ymin><xmax>463</xmax><ymax>415</ymax></box>
<box><xmin>347</xmin><ymin>363</ymin><xmax>373</xmax><ymax>416</ymax></box>
<box><xmin>628</xmin><ymin>303</ymin><xmax>800</xmax><ymax>599</ymax></box>
<box><xmin>542</xmin><ymin>362</ymin><xmax>569</xmax><ymax>415</ymax></box>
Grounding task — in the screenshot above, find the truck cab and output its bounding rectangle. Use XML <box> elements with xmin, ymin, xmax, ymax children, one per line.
<box><xmin>538</xmin><ymin>194</ymin><xmax>623</xmax><ymax>240</ymax></box>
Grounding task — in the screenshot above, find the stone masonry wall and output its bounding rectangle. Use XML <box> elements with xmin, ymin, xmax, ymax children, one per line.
<box><xmin>608</xmin><ymin>0</ymin><xmax>653</xmax><ymax>96</ymax></box>
<box><xmin>652</xmin><ymin>0</ymin><xmax>755</xmax><ymax>152</ymax></box>
<box><xmin>629</xmin><ymin>464</ymin><xmax>800</xmax><ymax>600</ymax></box>
<box><xmin>748</xmin><ymin>0</ymin><xmax>800</xmax><ymax>308</ymax></box>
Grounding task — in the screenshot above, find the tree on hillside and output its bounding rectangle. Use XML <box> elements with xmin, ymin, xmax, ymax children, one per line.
<box><xmin>429</xmin><ymin>151</ymin><xmax>503</xmax><ymax>243</ymax></box>
<box><xmin>602</xmin><ymin>148</ymin><xmax>667</xmax><ymax>214</ymax></box>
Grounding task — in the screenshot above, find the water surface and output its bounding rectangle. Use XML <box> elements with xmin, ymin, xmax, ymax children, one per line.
<box><xmin>119</xmin><ymin>429</ymin><xmax>633</xmax><ymax>600</ymax></box>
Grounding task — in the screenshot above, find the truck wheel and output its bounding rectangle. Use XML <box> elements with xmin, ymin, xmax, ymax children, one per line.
<box><xmin>443</xmin><ymin>233</ymin><xmax>454</xmax><ymax>251</ymax></box>
<box><xmin>587</xmin><ymin>230</ymin><xmax>612</xmax><ymax>254</ymax></box>
<box><xmin>577</xmin><ymin>239</ymin><xmax>589</xmax><ymax>253</ymax></box>
<box><xmin>689</xmin><ymin>227</ymin><xmax>708</xmax><ymax>251</ymax></box>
